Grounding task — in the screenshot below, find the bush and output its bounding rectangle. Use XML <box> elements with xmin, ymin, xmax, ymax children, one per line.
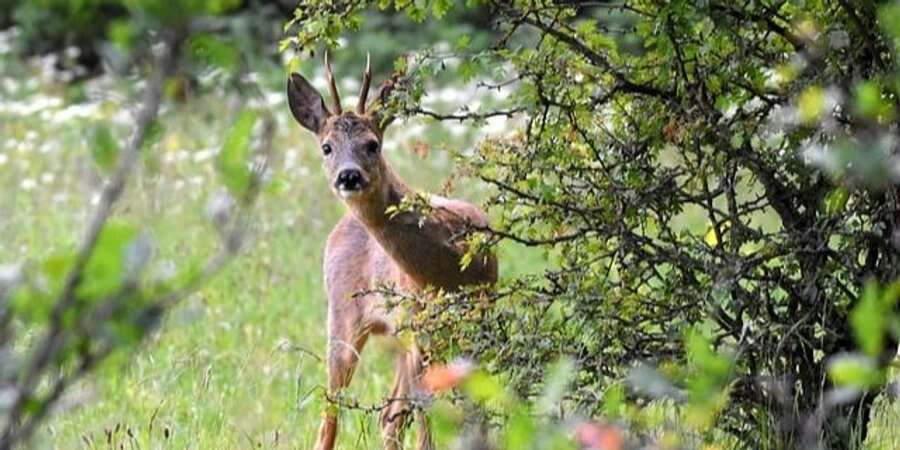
<box><xmin>289</xmin><ymin>1</ymin><xmax>900</xmax><ymax>448</ymax></box>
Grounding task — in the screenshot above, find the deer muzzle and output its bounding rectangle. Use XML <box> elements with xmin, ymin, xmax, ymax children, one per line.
<box><xmin>335</xmin><ymin>168</ymin><xmax>369</xmax><ymax>196</ymax></box>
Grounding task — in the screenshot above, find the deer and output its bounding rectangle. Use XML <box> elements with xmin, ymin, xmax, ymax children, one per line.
<box><xmin>286</xmin><ymin>53</ymin><xmax>499</xmax><ymax>450</ymax></box>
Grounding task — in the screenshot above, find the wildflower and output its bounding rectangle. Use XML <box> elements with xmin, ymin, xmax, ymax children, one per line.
<box><xmin>422</xmin><ymin>359</ymin><xmax>474</xmax><ymax>393</ymax></box>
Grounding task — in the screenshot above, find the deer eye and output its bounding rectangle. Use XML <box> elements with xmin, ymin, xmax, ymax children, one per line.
<box><xmin>321</xmin><ymin>143</ymin><xmax>333</xmax><ymax>156</ymax></box>
<box><xmin>363</xmin><ymin>141</ymin><xmax>379</xmax><ymax>155</ymax></box>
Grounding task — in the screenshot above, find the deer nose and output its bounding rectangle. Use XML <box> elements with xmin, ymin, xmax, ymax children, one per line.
<box><xmin>335</xmin><ymin>168</ymin><xmax>367</xmax><ymax>191</ymax></box>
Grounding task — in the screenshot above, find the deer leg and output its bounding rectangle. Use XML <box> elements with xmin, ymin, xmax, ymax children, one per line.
<box><xmin>315</xmin><ymin>329</ymin><xmax>368</xmax><ymax>450</ymax></box>
<box><xmin>409</xmin><ymin>346</ymin><xmax>434</xmax><ymax>450</ymax></box>
<box><xmin>380</xmin><ymin>350</ymin><xmax>415</xmax><ymax>450</ymax></box>
<box><xmin>380</xmin><ymin>346</ymin><xmax>434</xmax><ymax>450</ymax></box>
<box><xmin>413</xmin><ymin>409</ymin><xmax>434</xmax><ymax>450</ymax></box>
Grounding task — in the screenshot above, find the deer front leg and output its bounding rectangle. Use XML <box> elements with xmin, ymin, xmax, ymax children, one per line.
<box><xmin>413</xmin><ymin>407</ymin><xmax>434</xmax><ymax>450</ymax></box>
<box><xmin>380</xmin><ymin>347</ymin><xmax>433</xmax><ymax>450</ymax></box>
<box><xmin>410</xmin><ymin>346</ymin><xmax>434</xmax><ymax>450</ymax></box>
<box><xmin>315</xmin><ymin>327</ymin><xmax>368</xmax><ymax>450</ymax></box>
<box><xmin>380</xmin><ymin>350</ymin><xmax>414</xmax><ymax>450</ymax></box>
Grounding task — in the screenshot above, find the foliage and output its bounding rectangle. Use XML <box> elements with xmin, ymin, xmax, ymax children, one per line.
<box><xmin>289</xmin><ymin>0</ymin><xmax>900</xmax><ymax>448</ymax></box>
<box><xmin>0</xmin><ymin>3</ymin><xmax>281</xmax><ymax>447</ymax></box>
<box><xmin>1</xmin><ymin>0</ymin><xmax>290</xmax><ymax>77</ymax></box>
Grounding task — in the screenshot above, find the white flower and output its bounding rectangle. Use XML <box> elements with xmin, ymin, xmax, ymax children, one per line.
<box><xmin>64</xmin><ymin>46</ymin><xmax>81</xmax><ymax>59</ymax></box>
<box><xmin>20</xmin><ymin>179</ymin><xmax>36</xmax><ymax>191</ymax></box>
<box><xmin>0</xmin><ymin>153</ymin><xmax>7</xmax><ymax>165</ymax></box>
<box><xmin>447</xmin><ymin>122</ymin><xmax>467</xmax><ymax>137</ymax></box>
<box><xmin>192</xmin><ymin>148</ymin><xmax>216</xmax><ymax>163</ymax></box>
<box><xmin>284</xmin><ymin>148</ymin><xmax>298</xmax><ymax>170</ymax></box>
<box><xmin>265</xmin><ymin>91</ymin><xmax>282</xmax><ymax>108</ymax></box>
<box><xmin>483</xmin><ymin>116</ymin><xmax>509</xmax><ymax>136</ymax></box>
<box><xmin>40</xmin><ymin>173</ymin><xmax>54</xmax><ymax>184</ymax></box>
<box><xmin>53</xmin><ymin>102</ymin><xmax>100</xmax><ymax>123</ymax></box>
<box><xmin>1</xmin><ymin>77</ymin><xmax>19</xmax><ymax>93</ymax></box>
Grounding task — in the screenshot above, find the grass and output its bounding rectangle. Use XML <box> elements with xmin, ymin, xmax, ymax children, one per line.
<box><xmin>1</xmin><ymin>43</ymin><xmax>898</xmax><ymax>449</ymax></box>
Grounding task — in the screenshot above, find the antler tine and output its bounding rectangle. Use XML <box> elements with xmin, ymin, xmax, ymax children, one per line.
<box><xmin>324</xmin><ymin>50</ymin><xmax>342</xmax><ymax>114</ymax></box>
<box><xmin>357</xmin><ymin>52</ymin><xmax>372</xmax><ymax>115</ymax></box>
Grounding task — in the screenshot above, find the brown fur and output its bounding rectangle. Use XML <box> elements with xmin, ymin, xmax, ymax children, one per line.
<box><xmin>287</xmin><ymin>66</ymin><xmax>497</xmax><ymax>450</ymax></box>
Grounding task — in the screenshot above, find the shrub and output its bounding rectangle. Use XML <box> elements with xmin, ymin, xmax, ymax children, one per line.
<box><xmin>289</xmin><ymin>1</ymin><xmax>900</xmax><ymax>448</ymax></box>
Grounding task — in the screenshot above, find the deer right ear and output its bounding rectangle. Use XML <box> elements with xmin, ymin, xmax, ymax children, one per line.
<box><xmin>287</xmin><ymin>73</ymin><xmax>330</xmax><ymax>133</ymax></box>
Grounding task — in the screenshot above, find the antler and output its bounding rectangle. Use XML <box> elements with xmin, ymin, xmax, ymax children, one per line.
<box><xmin>324</xmin><ymin>50</ymin><xmax>342</xmax><ymax>114</ymax></box>
<box><xmin>357</xmin><ymin>52</ymin><xmax>372</xmax><ymax>115</ymax></box>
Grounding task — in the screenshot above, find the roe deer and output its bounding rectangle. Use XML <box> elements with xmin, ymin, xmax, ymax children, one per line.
<box><xmin>286</xmin><ymin>53</ymin><xmax>498</xmax><ymax>450</ymax></box>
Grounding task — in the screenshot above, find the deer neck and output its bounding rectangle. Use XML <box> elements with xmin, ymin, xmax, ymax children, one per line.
<box><xmin>342</xmin><ymin>161</ymin><xmax>496</xmax><ymax>291</ymax></box>
<box><xmin>346</xmin><ymin>165</ymin><xmax>412</xmax><ymax>231</ymax></box>
<box><xmin>345</xmin><ymin>165</ymin><xmax>440</xmax><ymax>289</ymax></box>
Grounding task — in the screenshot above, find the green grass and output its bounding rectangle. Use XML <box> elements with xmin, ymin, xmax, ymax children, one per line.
<box><xmin>1</xmin><ymin>52</ymin><xmax>898</xmax><ymax>450</ymax></box>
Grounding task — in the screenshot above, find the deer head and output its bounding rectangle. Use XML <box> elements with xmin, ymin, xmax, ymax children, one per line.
<box><xmin>287</xmin><ymin>53</ymin><xmax>398</xmax><ymax>203</ymax></box>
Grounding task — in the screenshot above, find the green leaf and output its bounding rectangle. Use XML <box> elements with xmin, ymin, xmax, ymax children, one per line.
<box><xmin>824</xmin><ymin>187</ymin><xmax>850</xmax><ymax>215</ymax></box>
<box><xmin>108</xmin><ymin>19</ymin><xmax>135</xmax><ymax>52</ymax></box>
<box><xmin>189</xmin><ymin>33</ymin><xmax>239</xmax><ymax>72</ymax></box>
<box><xmin>729</xmin><ymin>131</ymin><xmax>744</xmax><ymax>149</ymax></box>
<box><xmin>217</xmin><ymin>109</ymin><xmax>258</xmax><ymax>196</ymax></box>
<box><xmin>855</xmin><ymin>81</ymin><xmax>894</xmax><ymax>121</ymax></box>
<box><xmin>827</xmin><ymin>353</ymin><xmax>883</xmax><ymax>388</ymax></box>
<box><xmin>851</xmin><ymin>280</ymin><xmax>888</xmax><ymax>357</ymax></box>
<box><xmin>429</xmin><ymin>401</ymin><xmax>463</xmax><ymax>447</ymax></box>
<box><xmin>10</xmin><ymin>285</ymin><xmax>54</xmax><ymax>325</ymax></box>
<box><xmin>141</xmin><ymin>120</ymin><xmax>165</xmax><ymax>175</ymax></box>
<box><xmin>89</xmin><ymin>124</ymin><xmax>119</xmax><ymax>173</ymax></box>
<box><xmin>503</xmin><ymin>411</ymin><xmax>535</xmax><ymax>450</ymax></box>
<box><xmin>704</xmin><ymin>221</ymin><xmax>729</xmax><ymax>247</ymax></box>
<box><xmin>458</xmin><ymin>60</ymin><xmax>480</xmax><ymax>83</ymax></box>
<box><xmin>704</xmin><ymin>226</ymin><xmax>719</xmax><ymax>247</ymax></box>
<box><xmin>798</xmin><ymin>85</ymin><xmax>825</xmax><ymax>124</ymax></box>
<box><xmin>878</xmin><ymin>2</ymin><xmax>900</xmax><ymax>44</ymax></box>
<box><xmin>603</xmin><ymin>383</ymin><xmax>625</xmax><ymax>419</ymax></box>
<box><xmin>455</xmin><ymin>34</ymin><xmax>471</xmax><ymax>51</ymax></box>
<box><xmin>264</xmin><ymin>174</ymin><xmax>290</xmax><ymax>196</ymax></box>
<box><xmin>432</xmin><ymin>0</ymin><xmax>453</xmax><ymax>19</ymax></box>
<box><xmin>463</xmin><ymin>370</ymin><xmax>510</xmax><ymax>405</ymax></box>
<box><xmin>76</xmin><ymin>221</ymin><xmax>139</xmax><ymax>301</ymax></box>
<box><xmin>683</xmin><ymin>330</ymin><xmax>733</xmax><ymax>431</ymax></box>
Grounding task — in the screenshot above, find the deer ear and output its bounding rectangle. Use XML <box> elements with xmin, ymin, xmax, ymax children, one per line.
<box><xmin>287</xmin><ymin>73</ymin><xmax>330</xmax><ymax>133</ymax></box>
<box><xmin>367</xmin><ymin>78</ymin><xmax>400</xmax><ymax>130</ymax></box>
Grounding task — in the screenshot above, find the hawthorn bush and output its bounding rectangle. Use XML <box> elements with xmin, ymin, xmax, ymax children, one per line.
<box><xmin>289</xmin><ymin>1</ymin><xmax>900</xmax><ymax>448</ymax></box>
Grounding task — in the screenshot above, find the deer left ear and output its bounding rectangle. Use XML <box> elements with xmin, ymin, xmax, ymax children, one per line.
<box><xmin>287</xmin><ymin>73</ymin><xmax>331</xmax><ymax>133</ymax></box>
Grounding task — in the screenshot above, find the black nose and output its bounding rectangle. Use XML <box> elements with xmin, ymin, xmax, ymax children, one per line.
<box><xmin>336</xmin><ymin>169</ymin><xmax>366</xmax><ymax>191</ymax></box>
